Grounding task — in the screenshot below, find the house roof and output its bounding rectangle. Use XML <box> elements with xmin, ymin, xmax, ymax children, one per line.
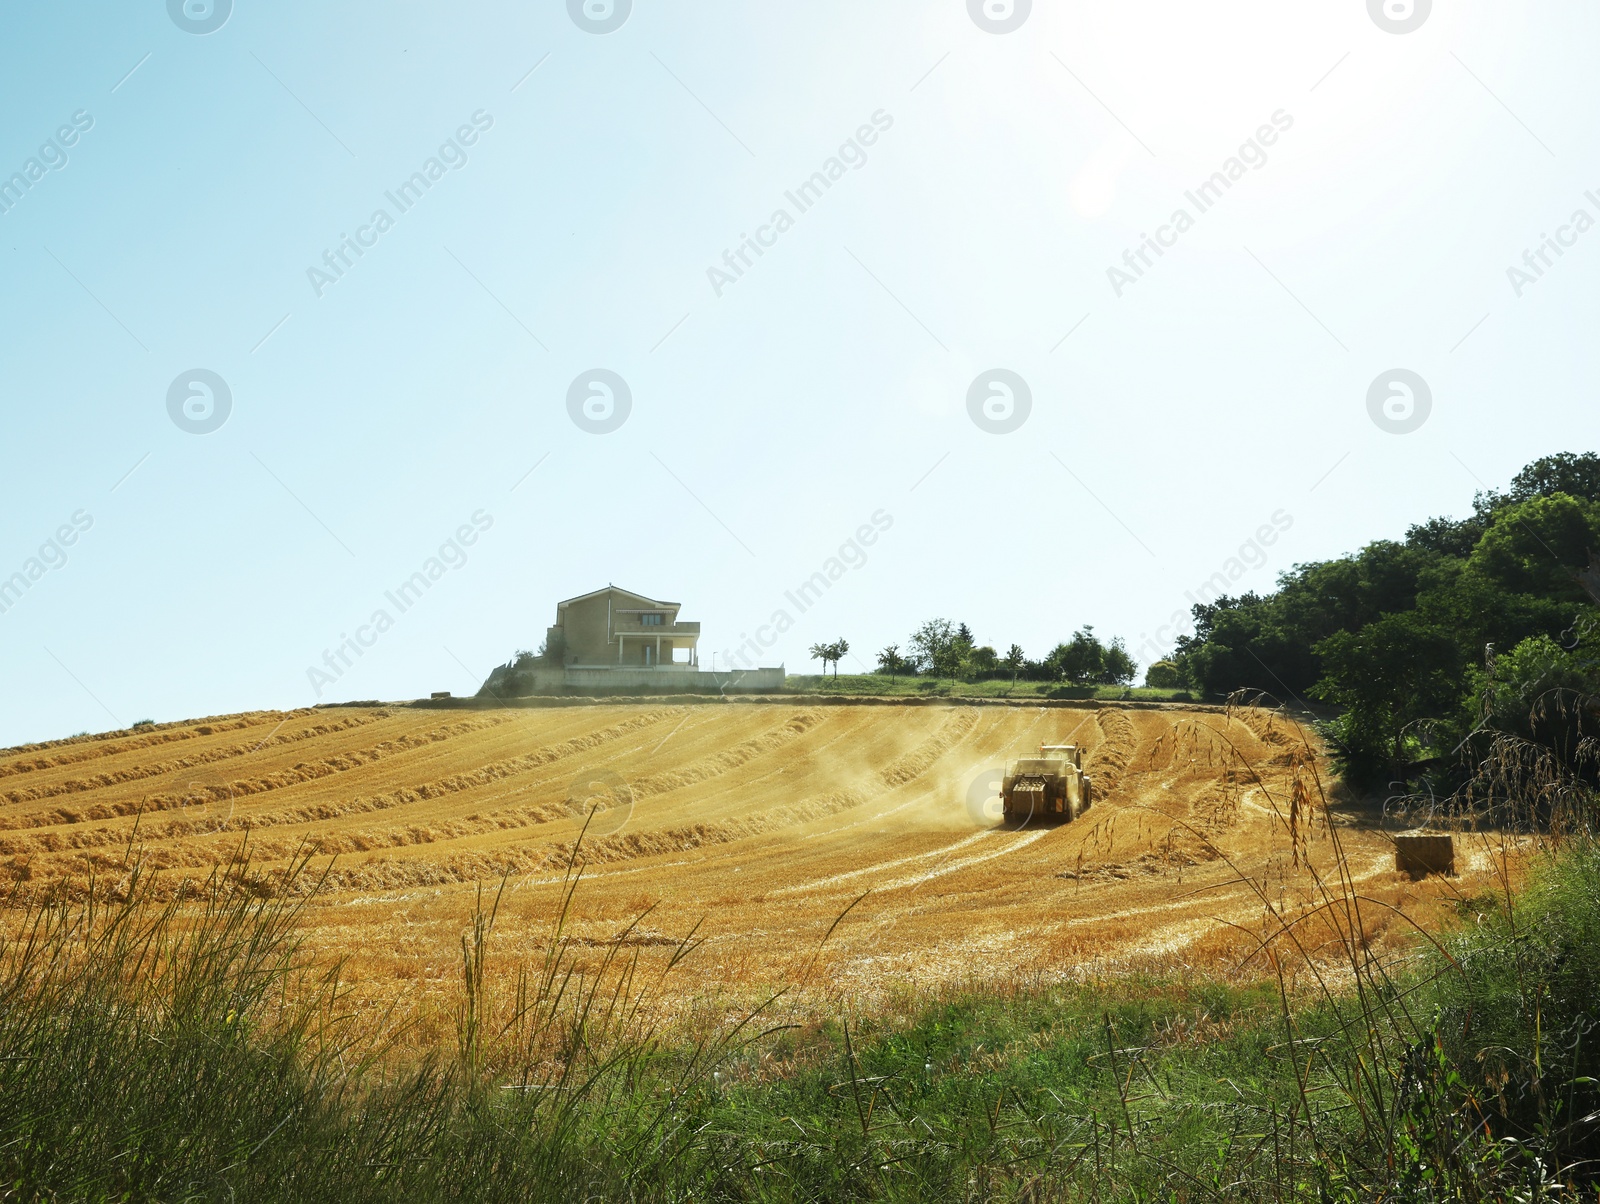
<box><xmin>555</xmin><ymin>585</ymin><xmax>680</xmax><ymax>611</ymax></box>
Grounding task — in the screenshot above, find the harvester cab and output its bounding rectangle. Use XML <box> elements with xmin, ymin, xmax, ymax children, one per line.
<box><xmin>1000</xmin><ymin>743</ymin><xmax>1093</xmax><ymax>824</ymax></box>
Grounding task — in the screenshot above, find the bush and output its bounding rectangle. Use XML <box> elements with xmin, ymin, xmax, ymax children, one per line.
<box><xmin>1428</xmin><ymin>838</ymin><xmax>1600</xmax><ymax>1174</ymax></box>
<box><xmin>1144</xmin><ymin>660</ymin><xmax>1183</xmax><ymax>689</ymax></box>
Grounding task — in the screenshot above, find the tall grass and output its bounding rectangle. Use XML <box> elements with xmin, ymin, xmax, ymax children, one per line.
<box><xmin>0</xmin><ymin>831</ymin><xmax>770</xmax><ymax>1200</ymax></box>
<box><xmin>1429</xmin><ymin>838</ymin><xmax>1600</xmax><ymax>1183</ymax></box>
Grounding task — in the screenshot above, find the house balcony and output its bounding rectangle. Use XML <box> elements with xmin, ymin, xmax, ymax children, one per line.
<box><xmin>613</xmin><ymin>620</ymin><xmax>700</xmax><ymax>638</ymax></box>
<box><xmin>610</xmin><ymin>620</ymin><xmax>700</xmax><ymax>668</ymax></box>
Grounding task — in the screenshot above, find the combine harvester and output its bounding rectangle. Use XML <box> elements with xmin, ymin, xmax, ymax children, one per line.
<box><xmin>1001</xmin><ymin>744</ymin><xmax>1093</xmax><ymax>824</ymax></box>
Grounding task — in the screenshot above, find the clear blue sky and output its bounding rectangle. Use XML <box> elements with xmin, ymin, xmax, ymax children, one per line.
<box><xmin>1</xmin><ymin>0</ymin><xmax>1594</xmax><ymax>745</ymax></box>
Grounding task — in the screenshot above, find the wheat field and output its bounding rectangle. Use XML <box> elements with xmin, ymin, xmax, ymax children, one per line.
<box><xmin>0</xmin><ymin>701</ymin><xmax>1492</xmax><ymax>1031</ymax></box>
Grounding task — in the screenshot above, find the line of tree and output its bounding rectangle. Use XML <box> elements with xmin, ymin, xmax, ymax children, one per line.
<box><xmin>1152</xmin><ymin>451</ymin><xmax>1600</xmax><ymax>789</ymax></box>
<box><xmin>874</xmin><ymin>619</ymin><xmax>1136</xmax><ymax>687</ymax></box>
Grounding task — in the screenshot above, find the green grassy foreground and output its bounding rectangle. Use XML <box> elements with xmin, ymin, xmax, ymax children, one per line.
<box><xmin>1</xmin><ymin>840</ymin><xmax>1597</xmax><ymax>1201</ymax></box>
<box><xmin>783</xmin><ymin>674</ymin><xmax>1194</xmax><ymax>702</ymax></box>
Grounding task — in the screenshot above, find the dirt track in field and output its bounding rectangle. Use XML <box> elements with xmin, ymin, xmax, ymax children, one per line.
<box><xmin>0</xmin><ymin>702</ymin><xmax>1494</xmax><ymax>1021</ymax></box>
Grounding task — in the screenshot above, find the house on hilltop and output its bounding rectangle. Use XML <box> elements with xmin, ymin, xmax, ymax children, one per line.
<box><xmin>478</xmin><ymin>585</ymin><xmax>784</xmax><ymax>696</ymax></box>
<box><xmin>543</xmin><ymin>586</ymin><xmax>701</xmax><ymax>668</ymax></box>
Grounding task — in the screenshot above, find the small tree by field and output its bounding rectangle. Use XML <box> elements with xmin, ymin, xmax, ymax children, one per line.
<box><xmin>809</xmin><ymin>639</ymin><xmax>850</xmax><ymax>678</ymax></box>
<box><xmin>932</xmin><ymin>643</ymin><xmax>968</xmax><ymax>685</ymax></box>
<box><xmin>877</xmin><ymin>645</ymin><xmax>906</xmax><ymax>676</ymax></box>
<box><xmin>908</xmin><ymin>619</ymin><xmax>954</xmax><ymax>675</ymax></box>
<box><xmin>1041</xmin><ymin>642</ymin><xmax>1073</xmax><ymax>682</ymax></box>
<box><xmin>808</xmin><ymin>642</ymin><xmax>831</xmax><ymax>677</ymax></box>
<box><xmin>910</xmin><ymin>619</ymin><xmax>972</xmax><ymax>685</ymax></box>
<box><xmin>1003</xmin><ymin>644</ymin><xmax>1026</xmax><ymax>686</ymax></box>
<box><xmin>1061</xmin><ymin>627</ymin><xmax>1101</xmax><ymax>684</ymax></box>
<box><xmin>1102</xmin><ymin>638</ymin><xmax>1136</xmax><ymax>685</ymax></box>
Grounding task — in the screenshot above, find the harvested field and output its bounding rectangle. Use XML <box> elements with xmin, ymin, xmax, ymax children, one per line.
<box><xmin>0</xmin><ymin>702</ymin><xmax>1499</xmax><ymax>1033</ymax></box>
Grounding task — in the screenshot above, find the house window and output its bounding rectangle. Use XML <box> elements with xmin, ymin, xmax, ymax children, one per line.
<box><xmin>640</xmin><ymin>613</ymin><xmax>664</xmax><ymax>626</ymax></box>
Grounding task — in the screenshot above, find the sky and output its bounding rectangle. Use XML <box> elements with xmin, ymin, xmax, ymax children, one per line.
<box><xmin>0</xmin><ymin>0</ymin><xmax>1595</xmax><ymax>746</ymax></box>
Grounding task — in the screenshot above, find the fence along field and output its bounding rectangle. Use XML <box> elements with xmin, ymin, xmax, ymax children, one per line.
<box><xmin>0</xmin><ymin>701</ymin><xmax>1490</xmax><ymax>1029</ymax></box>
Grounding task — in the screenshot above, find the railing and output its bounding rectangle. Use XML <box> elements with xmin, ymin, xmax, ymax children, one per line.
<box><xmin>614</xmin><ymin>622</ymin><xmax>701</xmax><ymax>636</ymax></box>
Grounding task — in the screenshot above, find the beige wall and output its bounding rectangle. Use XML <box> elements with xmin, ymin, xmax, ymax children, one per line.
<box><xmin>517</xmin><ymin>666</ymin><xmax>784</xmax><ymax>693</ymax></box>
<box><xmin>560</xmin><ymin>594</ymin><xmax>616</xmax><ymax>664</ymax></box>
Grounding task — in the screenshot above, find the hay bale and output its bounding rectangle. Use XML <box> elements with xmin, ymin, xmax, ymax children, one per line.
<box><xmin>1395</xmin><ymin>832</ymin><xmax>1455</xmax><ymax>876</ymax></box>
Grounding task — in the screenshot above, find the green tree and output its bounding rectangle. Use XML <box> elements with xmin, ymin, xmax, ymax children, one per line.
<box><xmin>808</xmin><ymin>642</ymin><xmax>832</xmax><ymax>677</ymax></box>
<box><xmin>931</xmin><ymin>641</ymin><xmax>968</xmax><ymax>685</ymax></box>
<box><xmin>1469</xmin><ymin>493</ymin><xmax>1600</xmax><ymax>601</ymax></box>
<box><xmin>908</xmin><ymin>619</ymin><xmax>956</xmax><ymax>676</ymax></box>
<box><xmin>1582</xmin><ymin>551</ymin><xmax>1600</xmax><ymax>606</ymax></box>
<box><xmin>1050</xmin><ymin>626</ymin><xmax>1133</xmax><ymax>685</ymax></box>
<box><xmin>952</xmin><ymin>625</ymin><xmax>975</xmax><ymax>679</ymax></box>
<box><xmin>876</xmin><ymin>644</ymin><xmax>906</xmax><ymax>676</ymax></box>
<box><xmin>1313</xmin><ymin>611</ymin><xmax>1465</xmax><ymax>782</ymax></box>
<box><xmin>1470</xmin><ymin>633</ymin><xmax>1598</xmax><ymax>730</ymax></box>
<box><xmin>910</xmin><ymin>619</ymin><xmax>971</xmax><ymax>684</ymax></box>
<box><xmin>1473</xmin><ymin>451</ymin><xmax>1600</xmax><ymax>515</ymax></box>
<box><xmin>1100</xmin><ymin>637</ymin><xmax>1136</xmax><ymax>686</ymax></box>
<box><xmin>1406</xmin><ymin>513</ymin><xmax>1486</xmax><ymax>558</ymax></box>
<box><xmin>1462</xmin><ymin>618</ymin><xmax>1600</xmax><ymax>786</ymax></box>
<box><xmin>828</xmin><ymin>638</ymin><xmax>850</xmax><ymax>678</ymax></box>
<box><xmin>1067</xmin><ymin>628</ymin><xmax>1100</xmax><ymax>683</ymax></box>
<box><xmin>1002</xmin><ymin>644</ymin><xmax>1026</xmax><ymax>686</ymax></box>
<box><xmin>1173</xmin><ymin>537</ymin><xmax>1448</xmax><ymax>702</ymax></box>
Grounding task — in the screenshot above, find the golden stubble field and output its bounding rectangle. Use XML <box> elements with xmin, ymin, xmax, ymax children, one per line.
<box><xmin>0</xmin><ymin>701</ymin><xmax>1504</xmax><ymax>1037</ymax></box>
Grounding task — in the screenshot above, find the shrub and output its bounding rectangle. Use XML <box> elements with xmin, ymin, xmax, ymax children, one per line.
<box><xmin>1428</xmin><ymin>838</ymin><xmax>1600</xmax><ymax>1175</ymax></box>
<box><xmin>1144</xmin><ymin>660</ymin><xmax>1183</xmax><ymax>689</ymax></box>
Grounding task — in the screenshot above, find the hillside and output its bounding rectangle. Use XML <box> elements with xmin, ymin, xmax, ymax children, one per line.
<box><xmin>0</xmin><ymin>700</ymin><xmax>1485</xmax><ymax>1021</ymax></box>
